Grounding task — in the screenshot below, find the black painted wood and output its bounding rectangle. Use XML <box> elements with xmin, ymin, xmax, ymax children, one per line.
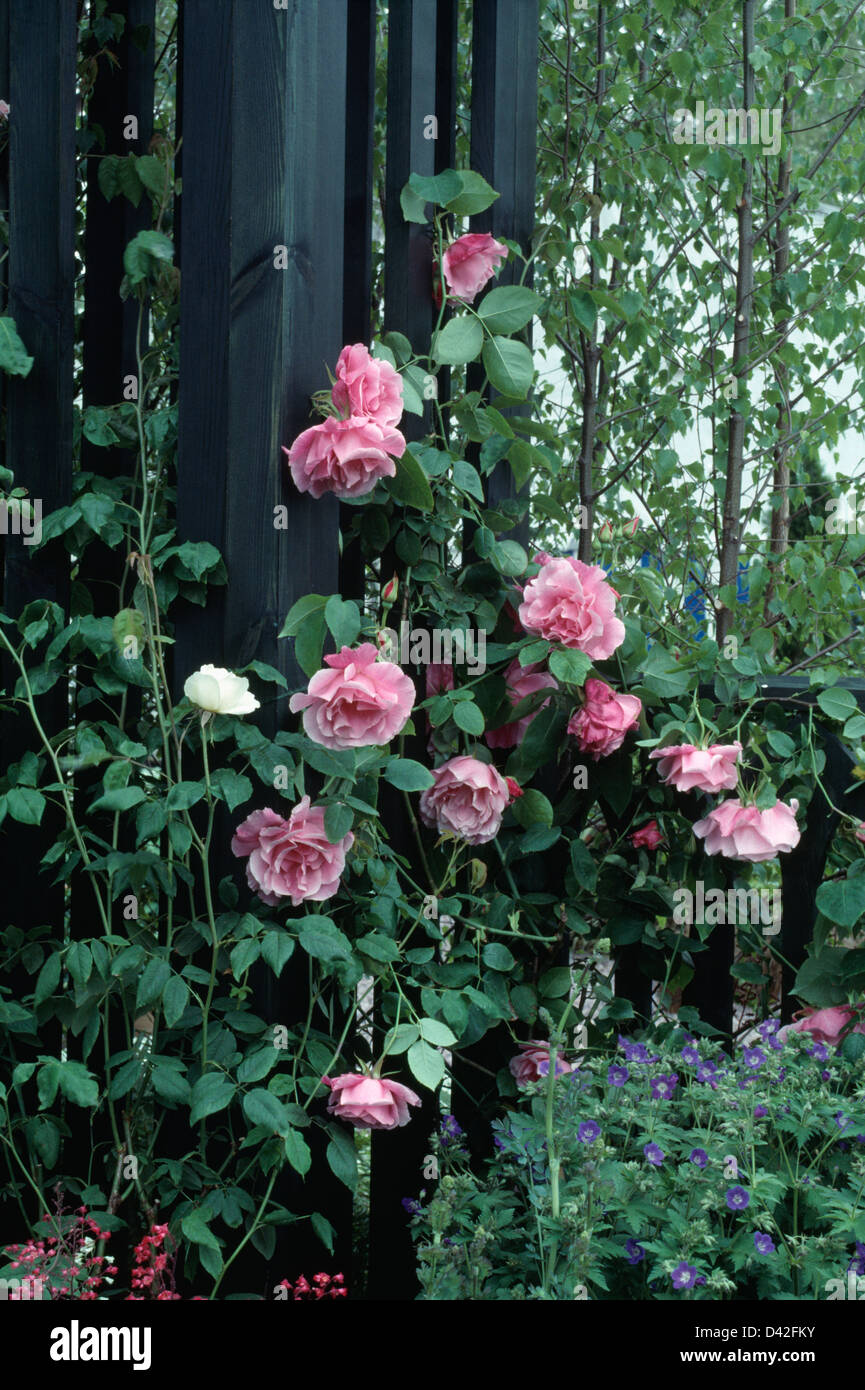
<box><xmin>176</xmin><ymin>0</ymin><xmax>351</xmax><ymax>1292</ymax></box>
<box><xmin>469</xmin><ymin>0</ymin><xmax>538</xmax><ymax>529</ymax></box>
<box><xmin>367</xmin><ymin>0</ymin><xmax>455</xmax><ymax>1303</ymax></box>
<box><xmin>1</xmin><ymin>0</ymin><xmax>76</xmax><ymax>1222</ymax></box>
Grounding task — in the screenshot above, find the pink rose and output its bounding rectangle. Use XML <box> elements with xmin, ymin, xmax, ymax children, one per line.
<box><xmin>509</xmin><ymin>1041</ymin><xmax>573</xmax><ymax>1087</ymax></box>
<box><xmin>331</xmin><ymin>343</ymin><xmax>404</xmax><ymax>428</ymax></box>
<box><xmin>649</xmin><ymin>742</ymin><xmax>742</xmax><ymax>793</ymax></box>
<box><xmin>231</xmin><ymin>798</ymin><xmax>353</xmax><ymax>907</ymax></box>
<box><xmin>518</xmin><ymin>556</ymin><xmax>625</xmax><ymax>659</ymax></box>
<box><xmin>0</xmin><ymin>101</ymin><xmax>9</xmax><ymax>119</ymax></box>
<box><xmin>855</xmin><ymin>823</ymin><xmax>865</xmax><ymax>844</ymax></box>
<box><xmin>441</xmin><ymin>232</ymin><xmax>508</xmax><ymax>302</ymax></box>
<box><xmin>419</xmin><ymin>755</ymin><xmax>513</xmax><ymax>845</ymax></box>
<box><xmin>485</xmin><ymin>659</ymin><xmax>558</xmax><ymax>750</ymax></box>
<box><xmin>425</xmin><ymin>663</ymin><xmax>455</xmax><ymax>698</ymax></box>
<box><xmin>631</xmin><ymin>820</ymin><xmax>663</xmax><ymax>851</ymax></box>
<box><xmin>567</xmin><ymin>678</ymin><xmax>642</xmax><ymax>760</ymax></box>
<box><xmin>780</xmin><ymin>1005</ymin><xmax>865</xmax><ymax>1047</ymax></box>
<box><xmin>326</xmin><ymin>1073</ymin><xmax>421</xmax><ymax>1130</ymax></box>
<box><xmin>290</xmin><ymin>643</ymin><xmax>415</xmax><ymax>749</ymax></box>
<box><xmin>283</xmin><ymin>415</ymin><xmax>406</xmax><ymax>500</ymax></box>
<box><xmin>692</xmin><ymin>798</ymin><xmax>800</xmax><ymax>862</ymax></box>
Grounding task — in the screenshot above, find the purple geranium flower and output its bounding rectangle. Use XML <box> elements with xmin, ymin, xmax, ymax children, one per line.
<box><xmin>696</xmin><ymin>1063</ymin><xmax>717</xmax><ymax>1086</ymax></box>
<box><xmin>578</xmin><ymin>1121</ymin><xmax>600</xmax><ymax>1144</ymax></box>
<box><xmin>754</xmin><ymin>1105</ymin><xmax>768</xmax><ymax>1119</ymax></box>
<box><xmin>608</xmin><ymin>1063</ymin><xmax>629</xmax><ymax>1087</ymax></box>
<box><xmin>754</xmin><ymin>1232</ymin><xmax>775</xmax><ymax>1255</ymax></box>
<box><xmin>440</xmin><ymin>1114</ymin><xmax>463</xmax><ymax>1145</ymax></box>
<box><xmin>650</xmin><ymin>1073</ymin><xmax>678</xmax><ymax>1101</ymax></box>
<box><xmin>625</xmin><ymin>1238</ymin><xmax>645</xmax><ymax>1265</ymax></box>
<box><xmin>644</xmin><ymin>1142</ymin><xmax>665</xmax><ymax>1166</ymax></box>
<box><xmin>618</xmin><ymin>1036</ymin><xmax>651</xmax><ymax>1063</ymax></box>
<box><xmin>726</xmin><ymin>1185</ymin><xmax>750</xmax><ymax>1211</ymax></box>
<box><xmin>743</xmin><ymin>1047</ymin><xmax>766</xmax><ymax>1069</ymax></box>
<box><xmin>671</xmin><ymin>1261</ymin><xmax>698</xmax><ymax>1290</ymax></box>
<box><xmin>401</xmin><ymin>1197</ymin><xmax>421</xmax><ymax>1216</ymax></box>
<box><xmin>689</xmin><ymin>1148</ymin><xmax>708</xmax><ymax>1168</ymax></box>
<box><xmin>757</xmin><ymin>1019</ymin><xmax>779</xmax><ymax>1039</ymax></box>
<box><xmin>681</xmin><ymin>1045</ymin><xmax>700</xmax><ymax>1066</ymax></box>
<box><xmin>807</xmin><ymin>1042</ymin><xmax>829</xmax><ymax>1061</ymax></box>
<box><xmin>848</xmin><ymin>1242</ymin><xmax>865</xmax><ymax>1276</ymax></box>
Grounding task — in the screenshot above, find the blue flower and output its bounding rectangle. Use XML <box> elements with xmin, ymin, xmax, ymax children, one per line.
<box><xmin>726</xmin><ymin>1186</ymin><xmax>750</xmax><ymax>1211</ymax></box>
<box><xmin>578</xmin><ymin>1121</ymin><xmax>600</xmax><ymax>1144</ymax></box>
<box><xmin>807</xmin><ymin>1042</ymin><xmax>829</xmax><ymax>1061</ymax></box>
<box><xmin>625</xmin><ymin>1238</ymin><xmax>645</xmax><ymax>1265</ymax></box>
<box><xmin>757</xmin><ymin>1019</ymin><xmax>779</xmax><ymax>1039</ymax></box>
<box><xmin>743</xmin><ymin>1047</ymin><xmax>766</xmax><ymax>1069</ymax></box>
<box><xmin>644</xmin><ymin>1142</ymin><xmax>665</xmax><ymax>1166</ymax></box>
<box><xmin>754</xmin><ymin>1105</ymin><xmax>768</xmax><ymax>1119</ymax></box>
<box><xmin>650</xmin><ymin>1073</ymin><xmax>678</xmax><ymax>1101</ymax></box>
<box><xmin>440</xmin><ymin>1114</ymin><xmax>463</xmax><ymax>1145</ymax></box>
<box><xmin>607</xmin><ymin>1063</ymin><xmax>629</xmax><ymax>1087</ymax></box>
<box><xmin>681</xmin><ymin>1045</ymin><xmax>701</xmax><ymax>1066</ymax></box>
<box><xmin>754</xmin><ymin>1232</ymin><xmax>775</xmax><ymax>1255</ymax></box>
<box><xmin>619</xmin><ymin>1036</ymin><xmax>651</xmax><ymax>1063</ymax></box>
<box><xmin>671</xmin><ymin>1261</ymin><xmax>698</xmax><ymax>1290</ymax></box>
<box><xmin>689</xmin><ymin>1148</ymin><xmax>708</xmax><ymax>1168</ymax></box>
<box><xmin>401</xmin><ymin>1197</ymin><xmax>421</xmax><ymax>1216</ymax></box>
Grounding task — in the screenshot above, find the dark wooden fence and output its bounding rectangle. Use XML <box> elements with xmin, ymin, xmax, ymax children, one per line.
<box><xmin>1</xmin><ymin>0</ymin><xmax>862</xmax><ymax>1301</ymax></box>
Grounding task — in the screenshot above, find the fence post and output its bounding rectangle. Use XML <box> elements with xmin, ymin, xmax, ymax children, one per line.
<box><xmin>0</xmin><ymin>0</ymin><xmax>77</xmax><ymax>1226</ymax></box>
<box><xmin>176</xmin><ymin>0</ymin><xmax>352</xmax><ymax>1291</ymax></box>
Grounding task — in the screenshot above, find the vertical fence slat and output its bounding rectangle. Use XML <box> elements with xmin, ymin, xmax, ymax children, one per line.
<box><xmin>1</xmin><ymin>0</ymin><xmax>76</xmax><ymax>1101</ymax></box>
<box><xmin>176</xmin><ymin>0</ymin><xmax>351</xmax><ymax>1292</ymax></box>
<box><xmin>367</xmin><ymin>0</ymin><xmax>455</xmax><ymax>1302</ymax></box>
<box><xmin>452</xmin><ymin>0</ymin><xmax>540</xmax><ymax>1155</ymax></box>
<box><xmin>469</xmin><ymin>0</ymin><xmax>538</xmax><ymax>524</ymax></box>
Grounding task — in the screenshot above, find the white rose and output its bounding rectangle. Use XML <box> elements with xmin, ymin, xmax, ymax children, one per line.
<box><xmin>183</xmin><ymin>664</ymin><xmax>260</xmax><ymax>716</ymax></box>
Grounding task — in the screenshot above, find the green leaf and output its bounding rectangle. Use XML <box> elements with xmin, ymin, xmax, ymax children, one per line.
<box><xmin>570</xmin><ymin>838</ymin><xmax>598</xmax><ymax>893</ymax></box>
<box><xmin>816</xmin><ymin>874</ymin><xmax>865</xmax><ymax>929</ymax></box>
<box><xmin>383</xmin><ymin>757</ymin><xmax>435</xmax><ymax>792</ymax></box>
<box><xmin>418</xmin><ymin>1017</ymin><xmax>458</xmax><ymax>1046</ymax></box>
<box><xmin>151</xmin><ymin>1064</ymin><xmax>191</xmax><ymax>1105</ymax></box>
<box><xmin>243</xmin><ymin>1087</ymin><xmax>290</xmax><ymax>1135</ymax></box>
<box><xmin>162</xmin><ymin>976</ymin><xmax>189</xmax><ymax>1028</ymax></box>
<box><xmin>311</xmin><ymin>1211</ymin><xmax>335</xmax><ymax>1254</ymax></box>
<box><xmin>356</xmin><ymin>933</ymin><xmax>402</xmax><ymax>963</ymax></box>
<box><xmin>453</xmin><ymin>699</ymin><xmax>484</xmax><ymax>735</ymax></box>
<box><xmin>0</xmin><ymin>316</ymin><xmax>34</xmax><ymax>377</ymax></box>
<box><xmin>549</xmin><ymin>648</ymin><xmax>592</xmax><ymax>687</ymax></box>
<box><xmin>230</xmin><ymin>938</ymin><xmax>261</xmax><ymax>976</ymax></box>
<box><xmin>261</xmin><ymin>931</ymin><xmax>295</xmax><ymax>978</ymax></box>
<box><xmin>407</xmin><ymin>1039</ymin><xmax>445</xmax><ymax>1089</ymax></box>
<box><xmin>382</xmin><ymin>1023</ymin><xmax>420</xmax><ymax>1055</ymax></box>
<box><xmin>284</xmin><ymin>1127</ymin><xmax>312</xmax><ymax>1175</ymax></box>
<box><xmin>7</xmin><ymin>787</ymin><xmax>45</xmax><ymax>825</ymax></box>
<box><xmin>208</xmin><ymin>769</ymin><xmax>253</xmax><ymax>812</ymax></box>
<box><xmin>792</xmin><ymin>949</ymin><xmax>849</xmax><ymax>1008</ymax></box>
<box><xmin>481</xmin><ymin>943</ymin><xmax>515</xmax><ymax>972</ymax></box>
<box><xmin>236</xmin><ymin>1048</ymin><xmax>277</xmax><ymax>1085</ymax></box>
<box><xmin>432</xmin><ymin>315</ymin><xmax>484</xmax><ymax>365</ymax></box>
<box><xmin>444</xmin><ymin>170</ymin><xmax>500</xmax><ymax>217</ymax></box>
<box><xmin>34</xmin><ymin>953</ymin><xmax>61</xmax><ymax>1006</ymax></box>
<box><xmin>166</xmin><ymin>781</ymin><xmax>206</xmax><ymax>811</ymax></box>
<box><xmin>482</xmin><ymin>337</ymin><xmax>534</xmax><ymax>399</ymax></box>
<box><xmin>327</xmin><ymin>1131</ymin><xmax>358</xmax><ymax>1190</ymax></box>
<box><xmin>89</xmin><ymin>785</ymin><xmax>147</xmax><ymax>814</ymax></box>
<box><xmin>56</xmin><ymin>1061</ymin><xmax>99</xmax><ymax>1108</ymax></box>
<box><xmin>323</xmin><ymin>802</ymin><xmax>354</xmax><ymax>843</ymax></box>
<box><xmin>189</xmin><ymin>1074</ymin><xmax>235</xmax><ymax>1125</ymax></box>
<box><xmin>453</xmin><ymin>458</ymin><xmax>485</xmax><ymax>501</ymax></box>
<box><xmin>136</xmin><ymin>958</ymin><xmax>171</xmax><ymax>1010</ymax></box>
<box><xmin>66</xmin><ymin>942</ymin><xmax>92</xmax><ymax>986</ymax></box>
<box><xmin>817</xmin><ymin>687</ymin><xmax>859</xmax><ymax>722</ymax></box>
<box><xmin>511</xmin><ymin>788</ymin><xmax>554</xmax><ymax>828</ymax></box>
<box><xmin>400</xmin><ymin>170</ymin><xmax>463</xmax><ymax>223</ymax></box>
<box><xmin>123</xmin><ymin>229</ymin><xmax>174</xmax><ymax>286</ymax></box>
<box><xmin>297</xmin><ymin>917</ymin><xmax>353</xmax><ymax>963</ymax></box>
<box><xmin>477</xmin><ymin>285</ymin><xmax>544</xmax><ymax>334</ymax></box>
<box><xmin>181</xmin><ymin>1210</ymin><xmax>221</xmax><ymax>1251</ymax></box>
<box><xmin>639</xmin><ymin>645</ymin><xmax>691</xmax><ymax>699</ymax></box>
<box><xmin>383</xmin><ymin>449</ymin><xmax>435</xmax><ymax>512</ymax></box>
<box><xmin>325</xmin><ymin>595</ymin><xmax>361</xmax><ymax>649</ymax></box>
